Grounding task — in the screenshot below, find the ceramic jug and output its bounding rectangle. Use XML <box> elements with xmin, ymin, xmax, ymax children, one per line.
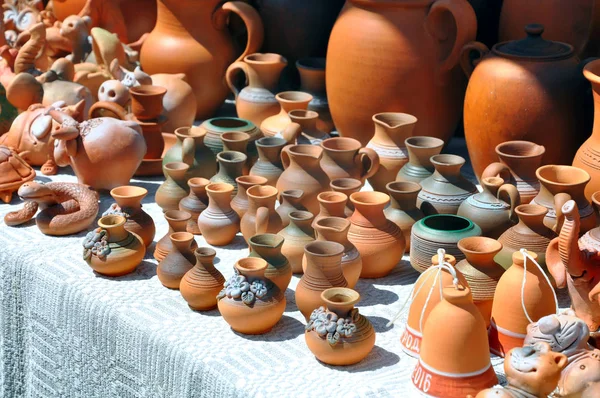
<box><xmin>289</xmin><ymin>110</ymin><xmax>330</xmax><ymax>145</ymax></box>
<box><xmin>240</xmin><ymin>185</ymin><xmax>282</xmax><ymax>244</ymax></box>
<box><xmin>197</xmin><ymin>183</ymin><xmax>240</xmax><ymax>246</ymax></box>
<box><xmin>162</xmin><ymin>127</ymin><xmax>217</xmax><ymax>180</ymax></box>
<box><xmin>275</xmin><ymin>189</ymin><xmax>306</xmax><ymax>228</ymax></box>
<box><xmin>297</xmin><ymin>57</ymin><xmax>333</xmax><ymax>133</ymax></box>
<box><xmin>154</xmin><ymin>210</ymin><xmax>199</xmax><ymax>262</ymax></box>
<box><xmin>220</xmin><ymin>132</ymin><xmax>250</xmax><ymax>174</ymax></box>
<box><xmin>107</xmin><ymin>185</ymin><xmax>155</xmax><ymax>248</ymax></box>
<box><xmin>210</xmin><ymin>151</ymin><xmax>248</xmax><ymax>197</ymax></box>
<box><xmin>260</xmin><ymin>91</ymin><xmax>313</xmax><ymax>138</ymax></box>
<box><xmin>320</xmin><ymin>137</ymin><xmax>379</xmax><ymax>183</ymax></box>
<box><xmin>312</xmin><ymin>191</ymin><xmax>348</xmax><ymax>229</ymax></box>
<box><xmin>384</xmin><ymin>181</ymin><xmax>424</xmax><ymax>252</ymax></box>
<box><xmin>231</xmin><ymin>175</ymin><xmax>268</xmax><ymax>219</ymax></box>
<box><xmin>248</xmin><ymin>233</ymin><xmax>292</xmax><ymax>292</ymax></box>
<box><xmin>179</xmin><ymin>177</ymin><xmax>210</xmax><ymax>235</ymax></box>
<box><xmin>330</xmin><ymin>178</ymin><xmax>362</xmax><ymax>217</ymax></box>
<box><xmin>250</xmin><ymin>136</ymin><xmax>287</xmax><ymax>187</ymax></box>
<box><xmin>180</xmin><ymin>247</ymin><xmax>225</xmax><ymax>311</ymax></box>
<box><xmin>396</xmin><ymin>136</ymin><xmax>445</xmax><ymax>184</ymax></box>
<box><xmin>157</xmin><ymin>232</ymin><xmax>196</xmax><ymax>289</ymax></box>
<box><xmin>156</xmin><ymin>162</ymin><xmax>190</xmax><ymax>212</ymax></box>
<box><xmin>278</xmin><ymin>211</ymin><xmax>315</xmax><ymax>274</ymax></box>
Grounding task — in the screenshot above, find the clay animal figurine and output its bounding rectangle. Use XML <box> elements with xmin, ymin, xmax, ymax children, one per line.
<box><xmin>4</xmin><ymin>181</ymin><xmax>99</xmax><ymax>235</ymax></box>
<box><xmin>59</xmin><ymin>14</ymin><xmax>92</xmax><ymax>64</ymax></box>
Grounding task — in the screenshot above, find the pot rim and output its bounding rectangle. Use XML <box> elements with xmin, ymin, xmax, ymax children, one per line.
<box><xmin>386</xmin><ymin>181</ymin><xmax>421</xmax><ymax>194</ymax></box>
<box><xmin>164</xmin><ymin>209</ymin><xmax>192</xmax><ymax>222</ymax></box>
<box><xmin>164</xmin><ymin>162</ymin><xmax>190</xmax><ymax>172</ymax></box>
<box><xmin>188</xmin><ymin>177</ymin><xmax>210</xmax><ymax>188</ymax></box>
<box><xmin>248</xmin><ymin>233</ymin><xmax>284</xmax><ymax>248</ymax></box>
<box><xmin>495</xmin><ymin>140</ymin><xmax>545</xmax><ymax>159</ymax></box>
<box><xmin>536</xmin><ymin>165</ymin><xmax>590</xmax><ymax>187</ymax></box>
<box><xmin>244</xmin><ymin>52</ymin><xmax>288</xmax><ymax>65</ymax></box>
<box><xmin>304</xmin><ymin>240</ymin><xmax>344</xmax><ymax>257</ymax></box>
<box><xmin>195</xmin><ymin>247</ymin><xmax>216</xmax><ymax>258</ymax></box>
<box><xmin>288</xmin><ymin>210</ymin><xmax>314</xmax><ymax>222</ymax></box>
<box><xmin>321</xmin><ymin>287</ymin><xmax>360</xmax><ymax>308</ymax></box>
<box><xmin>372</xmin><ymin>112</ymin><xmax>418</xmax><ymax>129</ymax></box>
<box><xmin>276</xmin><ymin>91</ymin><xmax>313</xmax><ymax>104</ymax></box>
<box><xmin>247</xmin><ymin>184</ymin><xmax>278</xmax><ymax>199</ymax></box>
<box><xmin>236</xmin><ymin>175</ymin><xmax>268</xmax><ymax>187</ymax></box>
<box><xmin>221</xmin><ymin>131</ymin><xmax>250</xmax><ymax>142</ymax></box>
<box><xmin>430</xmin><ymin>154</ymin><xmax>465</xmax><ymax>168</ymax></box>
<box><xmin>206</xmin><ymin>182</ymin><xmax>234</xmax><ymax>195</ymax></box>
<box><xmin>330</xmin><ymin>177</ymin><xmax>363</xmax><ymax>191</ymax></box>
<box><xmin>320</xmin><ymin>137</ymin><xmax>362</xmax><ymax>152</ymax></box>
<box><xmin>98</xmin><ymin>214</ymin><xmax>126</xmax><ymax>228</ymax></box>
<box><xmin>318</xmin><ymin>191</ymin><xmax>348</xmax><ymax>204</ymax></box>
<box><xmin>110</xmin><ymin>185</ymin><xmax>147</xmax><ymax>200</ymax></box>
<box><xmin>217</xmin><ymin>150</ymin><xmax>248</xmax><ymax>163</ymax></box>
<box><xmin>405</xmin><ymin>136</ymin><xmax>444</xmax><ymax>150</ymax></box>
<box><xmin>170</xmin><ymin>231</ymin><xmax>194</xmax><ymax>243</ymax></box>
<box><xmin>129</xmin><ymin>85</ymin><xmax>167</xmax><ymax>97</ymax></box>
<box><xmin>350</xmin><ymin>191</ymin><xmax>389</xmax><ymax>206</ymax></box>
<box><xmin>419</xmin><ymin>214</ymin><xmax>476</xmax><ymax>233</ymax></box>
<box><xmin>257</xmin><ymin>136</ymin><xmax>287</xmax><ymax>147</ymax></box>
<box><xmin>457</xmin><ymin>236</ymin><xmax>503</xmax><ymax>256</ymax></box>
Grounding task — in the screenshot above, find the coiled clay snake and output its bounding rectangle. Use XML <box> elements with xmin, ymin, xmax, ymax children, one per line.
<box><xmin>4</xmin><ymin>181</ymin><xmax>99</xmax><ymax>236</ymax></box>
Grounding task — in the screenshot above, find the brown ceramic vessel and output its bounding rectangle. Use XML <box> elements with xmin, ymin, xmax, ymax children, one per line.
<box><xmin>108</xmin><ymin>185</ymin><xmax>155</xmax><ymax>248</ymax></box>
<box><xmin>197</xmin><ymin>183</ymin><xmax>241</xmax><ymax>246</ymax></box>
<box><xmin>154</xmin><ymin>210</ymin><xmax>199</xmax><ymax>262</ymax></box>
<box><xmin>179</xmin><ymin>178</ymin><xmax>210</xmax><ymax>235</ymax></box>
<box><xmin>157</xmin><ymin>232</ymin><xmax>196</xmax><ymax>289</ymax></box>
<box><xmin>248</xmin><ymin>233</ymin><xmax>292</xmax><ymax>292</ymax></box>
<box><xmin>278</xmin><ymin>211</ymin><xmax>316</xmax><ymax>274</ymax></box>
<box><xmin>180</xmin><ymin>247</ymin><xmax>225</xmax><ymax>311</ymax></box>
<box><xmin>240</xmin><ymin>185</ymin><xmax>282</xmax><ymax>244</ymax></box>
<box><xmin>156</xmin><ymin>162</ymin><xmax>190</xmax><ymax>212</ymax></box>
<box><xmin>231</xmin><ymin>175</ymin><xmax>268</xmax><ymax>219</ymax></box>
<box><xmin>396</xmin><ymin>136</ymin><xmax>445</xmax><ymax>184</ymax></box>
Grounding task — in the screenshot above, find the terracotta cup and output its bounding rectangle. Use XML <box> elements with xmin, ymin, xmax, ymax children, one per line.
<box><xmin>130</xmin><ymin>85</ymin><xmax>167</xmax><ymax>121</ymax></box>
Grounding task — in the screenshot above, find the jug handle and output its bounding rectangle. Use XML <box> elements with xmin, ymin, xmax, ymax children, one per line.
<box><xmin>225</xmin><ymin>61</ymin><xmax>250</xmax><ymax>99</ymax></box>
<box><xmin>460</xmin><ymin>41</ymin><xmax>489</xmax><ymax>78</ymax></box>
<box><xmin>426</xmin><ymin>0</ymin><xmax>477</xmax><ymax>73</ymax></box>
<box><xmin>357</xmin><ymin>147</ymin><xmax>380</xmax><ymax>181</ymax></box>
<box><xmin>281</xmin><ymin>145</ymin><xmax>292</xmax><ymax>169</ymax></box>
<box><xmin>255</xmin><ymin>206</ymin><xmax>269</xmax><ymax>235</ymax></box>
<box><xmin>214</xmin><ymin>1</ymin><xmax>264</xmax><ymax>63</ymax></box>
<box><xmin>87</xmin><ymin>101</ymin><xmax>128</xmax><ymax>120</ymax></box>
<box><xmin>498</xmin><ymin>183</ymin><xmax>520</xmax><ymax>222</ymax></box>
<box><xmin>481</xmin><ymin>162</ymin><xmax>512</xmax><ymax>185</ymax></box>
<box><xmin>553</xmin><ymin>193</ymin><xmax>572</xmax><ymax>234</ymax></box>
<box><xmin>182</xmin><ymin>137</ymin><xmax>195</xmax><ymax>168</ymax></box>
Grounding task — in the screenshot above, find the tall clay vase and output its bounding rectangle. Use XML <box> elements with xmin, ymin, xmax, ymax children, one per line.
<box><xmin>417</xmin><ymin>154</ymin><xmax>478</xmax><ymax>215</ymax></box>
<box><xmin>278</xmin><ymin>211</ymin><xmax>315</xmax><ymax>274</ymax></box>
<box><xmin>157</xmin><ymin>232</ymin><xmax>196</xmax><ymax>289</ymax></box>
<box><xmin>326</xmin><ymin>0</ymin><xmax>477</xmax><ymax>146</ymax></box>
<box><xmin>217</xmin><ymin>257</ymin><xmax>286</xmax><ymax>335</ymax></box>
<box><xmin>489</xmin><ymin>251</ymin><xmax>557</xmax><ymax>357</ymax></box>
<box><xmin>414</xmin><ymin>286</ymin><xmax>498</xmax><ymax>396</ymax></box>
<box><xmin>305</xmin><ymin>287</ymin><xmax>375</xmax><ymax>365</ymax></box>
<box><xmin>275</xmin><ymin>189</ymin><xmax>306</xmax><ymax>228</ymax></box>
<box><xmin>156</xmin><ymin>162</ymin><xmax>190</xmax><ymax>212</ymax></box>
<box><xmin>162</xmin><ymin>127</ymin><xmax>217</xmax><ymax>180</ymax></box>
<box><xmin>210</xmin><ymin>151</ymin><xmax>248</xmax><ymax>197</ymax></box>
<box><xmin>297</xmin><ymin>57</ymin><xmax>333</xmax><ymax>133</ymax></box>
<box><xmin>320</xmin><ymin>137</ymin><xmax>379</xmax><ymax>183</ymax></box>
<box><xmin>109</xmin><ymin>185</ymin><xmax>155</xmax><ymax>248</ymax></box>
<box><xmin>83</xmin><ymin>215</ymin><xmax>145</xmax><ymax>276</ymax></box>
<box><xmin>231</xmin><ymin>175</ymin><xmax>268</xmax><ymax>219</ymax></box>
<box><xmin>276</xmin><ymin>144</ymin><xmax>329</xmax><ymax>215</ymax></box>
<box><xmin>154</xmin><ymin>210</ymin><xmax>199</xmax><ymax>262</ymax></box>
<box><xmin>140</xmin><ymin>0</ymin><xmax>264</xmax><ymax>119</ymax></box>
<box><xmin>296</xmin><ymin>241</ymin><xmax>347</xmax><ymax>319</ymax></box>
<box><xmin>481</xmin><ymin>140</ymin><xmax>545</xmax><ymax>204</ymax></box>
<box><xmin>240</xmin><ymin>185</ymin><xmax>282</xmax><ymax>244</ymax></box>
<box><xmin>384</xmin><ymin>181</ymin><xmax>424</xmax><ymax>252</ymax></box>
<box><xmin>197</xmin><ymin>183</ymin><xmax>240</xmax><ymax>246</ymax></box>
<box><xmin>226</xmin><ymin>53</ymin><xmax>287</xmax><ymax>127</ymax></box>
<box><xmin>180</xmin><ymin>247</ymin><xmax>225</xmax><ymax>311</ymax></box>
<box><xmin>367</xmin><ymin>113</ymin><xmax>417</xmax><ymax>192</ymax></box>
<box><xmin>348</xmin><ymin>191</ymin><xmax>405</xmax><ymax>278</ymax></box>
<box><xmin>456</xmin><ymin>237</ymin><xmax>505</xmax><ymax>329</ymax></box>
<box><xmin>260</xmin><ymin>91</ymin><xmax>313</xmax><ymax>137</ymax></box>
<box><xmin>250</xmin><ymin>136</ymin><xmax>287</xmax><ymax>187</ymax></box>
<box><xmin>179</xmin><ymin>178</ymin><xmax>209</xmax><ymax>235</ymax></box>
<box><xmin>248</xmin><ymin>233</ymin><xmax>292</xmax><ymax>292</ymax></box>
<box><xmin>396</xmin><ymin>136</ymin><xmax>445</xmax><ymax>184</ymax></box>
<box><xmin>330</xmin><ymin>178</ymin><xmax>362</xmax><ymax>217</ymax></box>
<box><xmin>289</xmin><ymin>110</ymin><xmax>330</xmax><ymax>145</ymax></box>
<box><xmin>312</xmin><ymin>191</ymin><xmax>348</xmax><ymax>229</ymax></box>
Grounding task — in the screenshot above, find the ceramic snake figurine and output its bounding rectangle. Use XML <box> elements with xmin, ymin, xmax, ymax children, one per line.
<box><xmin>4</xmin><ymin>181</ymin><xmax>99</xmax><ymax>235</ymax></box>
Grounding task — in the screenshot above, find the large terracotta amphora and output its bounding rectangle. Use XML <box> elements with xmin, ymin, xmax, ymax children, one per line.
<box><xmin>326</xmin><ymin>0</ymin><xmax>477</xmax><ymax>145</ymax></box>
<box><xmin>140</xmin><ymin>0</ymin><xmax>264</xmax><ymax>119</ymax></box>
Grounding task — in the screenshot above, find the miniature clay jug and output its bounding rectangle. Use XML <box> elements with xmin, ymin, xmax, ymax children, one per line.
<box><xmin>140</xmin><ymin>0</ymin><xmax>264</xmax><ymax>119</ymax></box>
<box><xmin>250</xmin><ymin>136</ymin><xmax>287</xmax><ymax>187</ymax></box>
<box><xmin>278</xmin><ymin>211</ymin><xmax>315</xmax><ymax>274</ymax></box>
<box><xmin>312</xmin><ymin>191</ymin><xmax>348</xmax><ymax>229</ymax></box>
<box><xmin>197</xmin><ymin>183</ymin><xmax>240</xmax><ymax>246</ymax></box>
<box><xmin>240</xmin><ymin>185</ymin><xmax>282</xmax><ymax>244</ymax></box>
<box><xmin>156</xmin><ymin>162</ymin><xmax>190</xmax><ymax>212</ymax></box>
<box><xmin>297</xmin><ymin>57</ymin><xmax>333</xmax><ymax>133</ymax></box>
<box><xmin>217</xmin><ymin>257</ymin><xmax>286</xmax><ymax>335</ymax></box>
<box><xmin>367</xmin><ymin>113</ymin><xmax>417</xmax><ymax>192</ymax></box>
<box><xmin>157</xmin><ymin>232</ymin><xmax>196</xmax><ymax>289</ymax></box>
<box><xmin>288</xmin><ymin>110</ymin><xmax>330</xmax><ymax>145</ymax></box>
<box><xmin>248</xmin><ymin>233</ymin><xmax>292</xmax><ymax>292</ymax></box>
<box><xmin>180</xmin><ymin>247</ymin><xmax>225</xmax><ymax>311</ymax></box>
<box><xmin>106</xmin><ymin>185</ymin><xmax>155</xmax><ymax>248</ymax></box>
<box><xmin>330</xmin><ymin>178</ymin><xmax>362</xmax><ymax>217</ymax></box>
<box><xmin>231</xmin><ymin>175</ymin><xmax>268</xmax><ymax>219</ymax></box>
<box><xmin>489</xmin><ymin>250</ymin><xmax>558</xmax><ymax>357</ymax></box>
<box><xmin>457</xmin><ymin>176</ymin><xmax>520</xmax><ymax>239</ymax></box>
<box><xmin>384</xmin><ymin>181</ymin><xmax>425</xmax><ymax>252</ymax></box>
<box><xmin>179</xmin><ymin>177</ymin><xmax>209</xmax><ymax>235</ymax></box>
<box><xmin>417</xmin><ymin>154</ymin><xmax>478</xmax><ymax>215</ymax></box>
<box><xmin>210</xmin><ymin>151</ymin><xmax>248</xmax><ymax>197</ymax></box>
<box><xmin>130</xmin><ymin>85</ymin><xmax>167</xmax><ymax>121</ymax></box>
<box><xmin>305</xmin><ymin>287</ymin><xmax>375</xmax><ymax>365</ymax></box>
<box><xmin>226</xmin><ymin>53</ymin><xmax>287</xmax><ymax>127</ymax></box>
<box><xmin>220</xmin><ymin>131</ymin><xmax>250</xmax><ymax>174</ymax></box>
<box><xmin>320</xmin><ymin>137</ymin><xmax>379</xmax><ymax>183</ymax></box>
<box><xmin>162</xmin><ymin>127</ymin><xmax>217</xmax><ymax>180</ymax></box>
<box><xmin>347</xmin><ymin>191</ymin><xmax>405</xmax><ymax>278</ymax></box>
<box><xmin>326</xmin><ymin>0</ymin><xmax>477</xmax><ymax>145</ymax></box>
<box><xmin>396</xmin><ymin>136</ymin><xmax>445</xmax><ymax>184</ymax></box>
<box><xmin>481</xmin><ymin>140</ymin><xmax>545</xmax><ymax>204</ymax></box>
<box><xmin>456</xmin><ymin>237</ymin><xmax>505</xmax><ymax>328</ymax></box>
<box><xmin>154</xmin><ymin>210</ymin><xmax>199</xmax><ymax>262</ymax></box>
<box><xmin>276</xmin><ymin>144</ymin><xmax>329</xmax><ymax>215</ymax></box>
<box><xmin>260</xmin><ymin>91</ymin><xmax>313</xmax><ymax>138</ymax></box>
<box><xmin>296</xmin><ymin>241</ymin><xmax>347</xmax><ymax>319</ymax></box>
<box><xmin>275</xmin><ymin>189</ymin><xmax>306</xmax><ymax>228</ymax></box>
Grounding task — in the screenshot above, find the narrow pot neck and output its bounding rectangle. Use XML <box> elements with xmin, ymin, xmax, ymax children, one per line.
<box><xmin>105</xmin><ymin>222</ymin><xmax>129</xmax><ymax>242</ymax></box>
<box><xmin>351</xmin><ymin>202</ymin><xmax>387</xmax><ymax>228</ymax></box>
<box><xmin>389</xmin><ymin>191</ymin><xmax>419</xmax><ymax>211</ymax></box>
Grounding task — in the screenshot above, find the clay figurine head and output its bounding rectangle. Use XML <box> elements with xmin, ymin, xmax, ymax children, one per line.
<box><xmin>525</xmin><ymin>309</ymin><xmax>591</xmax><ymax>358</ymax></box>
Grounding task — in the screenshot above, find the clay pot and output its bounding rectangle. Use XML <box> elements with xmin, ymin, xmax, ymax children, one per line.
<box><xmin>396</xmin><ymin>136</ymin><xmax>445</xmax><ymax>184</ymax></box>
<box><xmin>305</xmin><ymin>287</ymin><xmax>375</xmax><ymax>365</ymax></box>
<box><xmin>162</xmin><ymin>127</ymin><xmax>217</xmax><ymax>180</ymax></box>
<box><xmin>497</xmin><ymin>204</ymin><xmax>556</xmax><ymax>270</ymax></box>
<box><xmin>108</xmin><ymin>185</ymin><xmax>155</xmax><ymax>248</ymax></box>
<box><xmin>231</xmin><ymin>175</ymin><xmax>268</xmax><ymax>219</ymax></box>
<box><xmin>210</xmin><ymin>151</ymin><xmax>248</xmax><ymax>197</ymax></box>
<box><xmin>201</xmin><ymin>117</ymin><xmax>261</xmax><ymax>162</ymax></box>
<box><xmin>140</xmin><ymin>0</ymin><xmax>264</xmax><ymax>119</ymax></box>
<box><xmin>297</xmin><ymin>57</ymin><xmax>333</xmax><ymax>133</ymax></box>
<box><xmin>414</xmin><ymin>286</ymin><xmax>498</xmax><ymax>396</ymax></box>
<box><xmin>197</xmin><ymin>183</ymin><xmax>240</xmax><ymax>246</ymax></box>
<box><xmin>275</xmin><ymin>189</ymin><xmax>306</xmax><ymax>228</ymax></box>
<box><xmin>330</xmin><ymin>177</ymin><xmax>362</xmax><ymax>217</ymax></box>
<box><xmin>417</xmin><ymin>154</ymin><xmax>478</xmax><ymax>215</ymax></box>
<box><xmin>278</xmin><ymin>211</ymin><xmax>315</xmax><ymax>274</ymax></box>
<box><xmin>240</xmin><ymin>185</ymin><xmax>282</xmax><ymax>243</ymax></box>
<box><xmin>481</xmin><ymin>140</ymin><xmax>545</xmax><ymax>204</ymax></box>
<box><xmin>384</xmin><ymin>181</ymin><xmax>424</xmax><ymax>252</ymax></box>
<box><xmin>154</xmin><ymin>210</ymin><xmax>199</xmax><ymax>262</ymax></box>
<box><xmin>410</xmin><ymin>214</ymin><xmax>482</xmax><ymax>273</ymax></box>
<box><xmin>83</xmin><ymin>215</ymin><xmax>145</xmax><ymax>276</ymax></box>
<box><xmin>320</xmin><ymin>137</ymin><xmax>379</xmax><ymax>184</ymax></box>
<box><xmin>463</xmin><ymin>24</ymin><xmax>589</xmax><ymax>178</ymax></box>
<box><xmin>250</xmin><ymin>136</ymin><xmax>287</xmax><ymax>187</ymax></box>
<box><xmin>326</xmin><ymin>0</ymin><xmax>476</xmax><ymax>146</ymax></box>
<box><xmin>226</xmin><ymin>53</ymin><xmax>287</xmax><ymax>126</ymax></box>
<box><xmin>260</xmin><ymin>91</ymin><xmax>313</xmax><ymax>138</ymax></box>
<box><xmin>217</xmin><ymin>257</ymin><xmax>286</xmax><ymax>335</ymax></box>
<box><xmin>180</xmin><ymin>247</ymin><xmax>225</xmax><ymax>311</ymax></box>
<box><xmin>289</xmin><ymin>109</ymin><xmax>330</xmax><ymax>145</ymax></box>
<box><xmin>296</xmin><ymin>241</ymin><xmax>347</xmax><ymax>319</ymax></box>
<box><xmin>367</xmin><ymin>113</ymin><xmax>417</xmax><ymax>192</ymax></box>
<box><xmin>348</xmin><ymin>191</ymin><xmax>405</xmax><ymax>278</ymax></box>
<box><xmin>310</xmin><ymin>217</ymin><xmax>362</xmax><ymax>289</ymax></box>
<box><xmin>156</xmin><ymin>162</ymin><xmax>190</xmax><ymax>212</ymax></box>
<box><xmin>157</xmin><ymin>232</ymin><xmax>195</xmax><ymax>289</ymax></box>
<box><xmin>248</xmin><ymin>233</ymin><xmax>292</xmax><ymax>292</ymax></box>
<box><xmin>130</xmin><ymin>85</ymin><xmax>167</xmax><ymax>121</ymax></box>
<box><xmin>179</xmin><ymin>178</ymin><xmax>209</xmax><ymax>235</ymax></box>
<box><xmin>457</xmin><ymin>176</ymin><xmax>520</xmax><ymax>239</ymax></box>
<box><xmin>312</xmin><ymin>191</ymin><xmax>347</xmax><ymax>229</ymax></box>
<box><xmin>489</xmin><ymin>251</ymin><xmax>557</xmax><ymax>357</ymax></box>
<box><xmin>221</xmin><ymin>131</ymin><xmax>250</xmax><ymax>155</ymax></box>
<box><xmin>532</xmin><ymin>165</ymin><xmax>596</xmax><ymax>233</ymax></box>
<box><xmin>456</xmin><ymin>237</ymin><xmax>505</xmax><ymax>328</ymax></box>
<box><xmin>276</xmin><ymin>144</ymin><xmax>329</xmax><ymax>215</ymax></box>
